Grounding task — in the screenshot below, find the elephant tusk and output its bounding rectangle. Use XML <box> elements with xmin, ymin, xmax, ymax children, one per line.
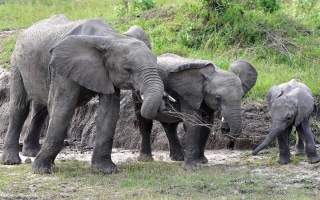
<box><xmin>141</xmin><ymin>93</ymin><xmax>176</xmax><ymax>102</ymax></box>
<box><xmin>163</xmin><ymin>92</ymin><xmax>177</xmax><ymax>102</ymax></box>
<box><xmin>221</xmin><ymin>117</ymin><xmax>225</xmax><ymax>122</ymax></box>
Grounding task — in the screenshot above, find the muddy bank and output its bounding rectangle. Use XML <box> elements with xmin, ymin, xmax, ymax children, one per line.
<box><xmin>0</xmin><ymin>67</ymin><xmax>319</xmax><ymax>151</ymax></box>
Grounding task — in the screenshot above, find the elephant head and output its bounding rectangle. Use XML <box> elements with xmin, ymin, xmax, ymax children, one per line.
<box><xmin>49</xmin><ymin>22</ymin><xmax>164</xmax><ymax>119</ymax></box>
<box><xmin>252</xmin><ymin>81</ymin><xmax>314</xmax><ymax>155</ymax></box>
<box><xmin>160</xmin><ymin>54</ymin><xmax>258</xmax><ymax>138</ymax></box>
<box><xmin>123</xmin><ymin>25</ymin><xmax>152</xmax><ymax>50</ymax></box>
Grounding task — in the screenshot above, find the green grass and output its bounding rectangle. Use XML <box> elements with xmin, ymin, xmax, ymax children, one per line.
<box><xmin>1</xmin><ymin>0</ymin><xmax>319</xmax><ymax>98</ymax></box>
<box><xmin>0</xmin><ymin>0</ymin><xmax>119</xmax><ymax>30</ymax></box>
<box><xmin>0</xmin><ymin>158</ymin><xmax>319</xmax><ymax>199</ymax></box>
<box><xmin>0</xmin><ymin>33</ymin><xmax>17</xmax><ymax>67</ymax></box>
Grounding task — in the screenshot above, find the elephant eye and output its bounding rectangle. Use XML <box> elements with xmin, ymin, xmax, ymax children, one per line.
<box><xmin>123</xmin><ymin>65</ymin><xmax>133</xmax><ymax>73</ymax></box>
<box><xmin>215</xmin><ymin>95</ymin><xmax>221</xmax><ymax>102</ymax></box>
<box><xmin>286</xmin><ymin>115</ymin><xmax>293</xmax><ymax>121</ymax></box>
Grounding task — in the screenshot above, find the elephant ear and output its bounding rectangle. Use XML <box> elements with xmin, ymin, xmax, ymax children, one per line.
<box><xmin>123</xmin><ymin>26</ymin><xmax>152</xmax><ymax>50</ymax></box>
<box><xmin>168</xmin><ymin>62</ymin><xmax>215</xmax><ymax>109</ymax></box>
<box><xmin>291</xmin><ymin>88</ymin><xmax>314</xmax><ymax>126</ymax></box>
<box><xmin>230</xmin><ymin>59</ymin><xmax>258</xmax><ymax>96</ymax></box>
<box><xmin>267</xmin><ymin>85</ymin><xmax>282</xmax><ymax>106</ymax></box>
<box><xmin>50</xmin><ymin>35</ymin><xmax>115</xmax><ymax>94</ymax></box>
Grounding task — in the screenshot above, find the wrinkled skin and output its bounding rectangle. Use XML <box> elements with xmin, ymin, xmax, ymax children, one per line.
<box><xmin>134</xmin><ymin>53</ymin><xmax>258</xmax><ymax>170</ymax></box>
<box><xmin>0</xmin><ymin>15</ymin><xmax>164</xmax><ymax>174</ymax></box>
<box><xmin>252</xmin><ymin>79</ymin><xmax>320</xmax><ymax>164</ymax></box>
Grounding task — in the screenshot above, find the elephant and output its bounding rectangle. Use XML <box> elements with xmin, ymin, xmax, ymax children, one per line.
<box><xmin>0</xmin><ymin>14</ymin><xmax>165</xmax><ymax>174</ymax></box>
<box><xmin>134</xmin><ymin>53</ymin><xmax>258</xmax><ymax>170</ymax></box>
<box><xmin>15</xmin><ymin>25</ymin><xmax>153</xmax><ymax>158</ymax></box>
<box><xmin>252</xmin><ymin>79</ymin><xmax>320</xmax><ymax>164</ymax></box>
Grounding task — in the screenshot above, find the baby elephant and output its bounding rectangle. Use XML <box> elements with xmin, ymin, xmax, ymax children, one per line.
<box><xmin>253</xmin><ymin>79</ymin><xmax>320</xmax><ymax>164</ymax></box>
<box><xmin>134</xmin><ymin>53</ymin><xmax>258</xmax><ymax>170</ymax></box>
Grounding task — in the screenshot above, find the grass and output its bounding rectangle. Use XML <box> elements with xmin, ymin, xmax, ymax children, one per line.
<box><xmin>1</xmin><ymin>0</ymin><xmax>319</xmax><ymax>98</ymax></box>
<box><xmin>0</xmin><ymin>0</ymin><xmax>119</xmax><ymax>30</ymax></box>
<box><xmin>1</xmin><ymin>157</ymin><xmax>320</xmax><ymax>199</ymax></box>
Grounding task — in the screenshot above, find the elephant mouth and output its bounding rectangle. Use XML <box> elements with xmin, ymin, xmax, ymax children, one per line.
<box><xmin>220</xmin><ymin>118</ymin><xmax>241</xmax><ymax>138</ymax></box>
<box><xmin>221</xmin><ymin>121</ymin><xmax>231</xmax><ymax>135</ymax></box>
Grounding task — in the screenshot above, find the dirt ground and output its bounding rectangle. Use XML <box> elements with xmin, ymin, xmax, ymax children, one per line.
<box><xmin>2</xmin><ymin>145</ymin><xmax>320</xmax><ymax>183</ymax></box>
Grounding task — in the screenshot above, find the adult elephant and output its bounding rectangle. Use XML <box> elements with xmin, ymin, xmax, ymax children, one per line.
<box><xmin>0</xmin><ymin>14</ymin><xmax>164</xmax><ymax>174</ymax></box>
<box><xmin>252</xmin><ymin>79</ymin><xmax>320</xmax><ymax>164</ymax></box>
<box><xmin>134</xmin><ymin>53</ymin><xmax>258</xmax><ymax>170</ymax></box>
<box><xmin>17</xmin><ymin>25</ymin><xmax>154</xmax><ymax>158</ymax></box>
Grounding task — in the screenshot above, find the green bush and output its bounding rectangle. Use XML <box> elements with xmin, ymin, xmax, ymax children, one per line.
<box><xmin>114</xmin><ymin>0</ymin><xmax>156</xmax><ymax>17</ymax></box>
<box><xmin>132</xmin><ymin>0</ymin><xmax>156</xmax><ymax>11</ymax></box>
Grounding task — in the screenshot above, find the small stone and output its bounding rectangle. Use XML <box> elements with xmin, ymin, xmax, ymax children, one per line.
<box><xmin>25</xmin><ymin>158</ymin><xmax>32</xmax><ymax>164</ymax></box>
<box><xmin>63</xmin><ymin>140</ymin><xmax>70</xmax><ymax>146</ymax></box>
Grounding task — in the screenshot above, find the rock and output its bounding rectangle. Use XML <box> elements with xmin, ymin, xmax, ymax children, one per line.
<box><xmin>25</xmin><ymin>158</ymin><xmax>32</xmax><ymax>164</ymax></box>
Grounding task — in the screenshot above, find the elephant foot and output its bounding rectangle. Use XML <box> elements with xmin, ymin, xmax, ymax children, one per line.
<box><xmin>196</xmin><ymin>155</ymin><xmax>208</xmax><ymax>164</ymax></box>
<box><xmin>91</xmin><ymin>161</ymin><xmax>118</xmax><ymax>174</ymax></box>
<box><xmin>307</xmin><ymin>154</ymin><xmax>320</xmax><ymax>164</ymax></box>
<box><xmin>32</xmin><ymin>158</ymin><xmax>57</xmax><ymax>174</ymax></box>
<box><xmin>170</xmin><ymin>149</ymin><xmax>184</xmax><ymax>161</ymax></box>
<box><xmin>0</xmin><ymin>149</ymin><xmax>21</xmax><ymax>165</ymax></box>
<box><xmin>182</xmin><ymin>159</ymin><xmax>198</xmax><ymax>171</ymax></box>
<box><xmin>295</xmin><ymin>148</ymin><xmax>306</xmax><ymax>156</ymax></box>
<box><xmin>276</xmin><ymin>154</ymin><xmax>290</xmax><ymax>164</ymax></box>
<box><xmin>137</xmin><ymin>153</ymin><xmax>154</xmax><ymax>162</ymax></box>
<box><xmin>22</xmin><ymin>144</ymin><xmax>41</xmax><ymax>157</ymax></box>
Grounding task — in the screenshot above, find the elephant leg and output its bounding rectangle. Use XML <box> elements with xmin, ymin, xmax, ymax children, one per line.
<box><xmin>183</xmin><ymin>124</ymin><xmax>201</xmax><ymax>170</ymax></box>
<box><xmin>133</xmin><ymin>92</ymin><xmax>154</xmax><ymax>162</ymax></box>
<box><xmin>1</xmin><ymin>67</ymin><xmax>30</xmax><ymax>165</ymax></box>
<box><xmin>180</xmin><ymin>100</ymin><xmax>202</xmax><ymax>170</ymax></box>
<box><xmin>161</xmin><ymin>122</ymin><xmax>184</xmax><ymax>161</ymax></box>
<box><xmin>91</xmin><ymin>89</ymin><xmax>120</xmax><ymax>174</ymax></box>
<box><xmin>197</xmin><ymin>127</ymin><xmax>210</xmax><ymax>164</ymax></box>
<box><xmin>276</xmin><ymin>126</ymin><xmax>292</xmax><ymax>164</ymax></box>
<box><xmin>198</xmin><ymin>109</ymin><xmax>214</xmax><ymax>164</ymax></box>
<box><xmin>296</xmin><ymin>119</ymin><xmax>320</xmax><ymax>164</ymax></box>
<box><xmin>22</xmin><ymin>102</ymin><xmax>48</xmax><ymax>157</ymax></box>
<box><xmin>295</xmin><ymin>132</ymin><xmax>305</xmax><ymax>156</ymax></box>
<box><xmin>32</xmin><ymin>81</ymin><xmax>80</xmax><ymax>174</ymax></box>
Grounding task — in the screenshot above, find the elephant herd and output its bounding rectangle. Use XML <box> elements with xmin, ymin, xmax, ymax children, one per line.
<box><xmin>0</xmin><ymin>15</ymin><xmax>319</xmax><ymax>174</ymax></box>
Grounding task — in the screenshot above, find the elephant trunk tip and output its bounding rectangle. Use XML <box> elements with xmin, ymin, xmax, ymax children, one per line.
<box><xmin>252</xmin><ymin>149</ymin><xmax>259</xmax><ymax>155</ymax></box>
<box><xmin>220</xmin><ymin>120</ymin><xmax>242</xmax><ymax>138</ymax></box>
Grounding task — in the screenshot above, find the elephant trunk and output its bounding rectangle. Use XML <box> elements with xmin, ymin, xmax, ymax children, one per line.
<box><xmin>222</xmin><ymin>106</ymin><xmax>242</xmax><ymax>138</ymax></box>
<box><xmin>252</xmin><ymin>127</ymin><xmax>280</xmax><ymax>155</ymax></box>
<box><xmin>139</xmin><ymin>69</ymin><xmax>164</xmax><ymax>119</ymax></box>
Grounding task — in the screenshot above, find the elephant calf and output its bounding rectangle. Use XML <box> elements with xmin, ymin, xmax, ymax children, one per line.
<box><xmin>253</xmin><ymin>79</ymin><xmax>320</xmax><ymax>164</ymax></box>
<box><xmin>134</xmin><ymin>53</ymin><xmax>258</xmax><ymax>170</ymax></box>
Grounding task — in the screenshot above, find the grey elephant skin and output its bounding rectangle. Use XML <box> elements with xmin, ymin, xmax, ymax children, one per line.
<box><xmin>252</xmin><ymin>79</ymin><xmax>320</xmax><ymax>164</ymax></box>
<box><xmin>0</xmin><ymin>14</ymin><xmax>164</xmax><ymax>174</ymax></box>
<box><xmin>134</xmin><ymin>53</ymin><xmax>258</xmax><ymax>170</ymax></box>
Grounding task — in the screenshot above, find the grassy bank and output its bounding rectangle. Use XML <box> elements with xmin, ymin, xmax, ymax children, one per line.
<box><xmin>0</xmin><ymin>0</ymin><xmax>319</xmax><ymax>98</ymax></box>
